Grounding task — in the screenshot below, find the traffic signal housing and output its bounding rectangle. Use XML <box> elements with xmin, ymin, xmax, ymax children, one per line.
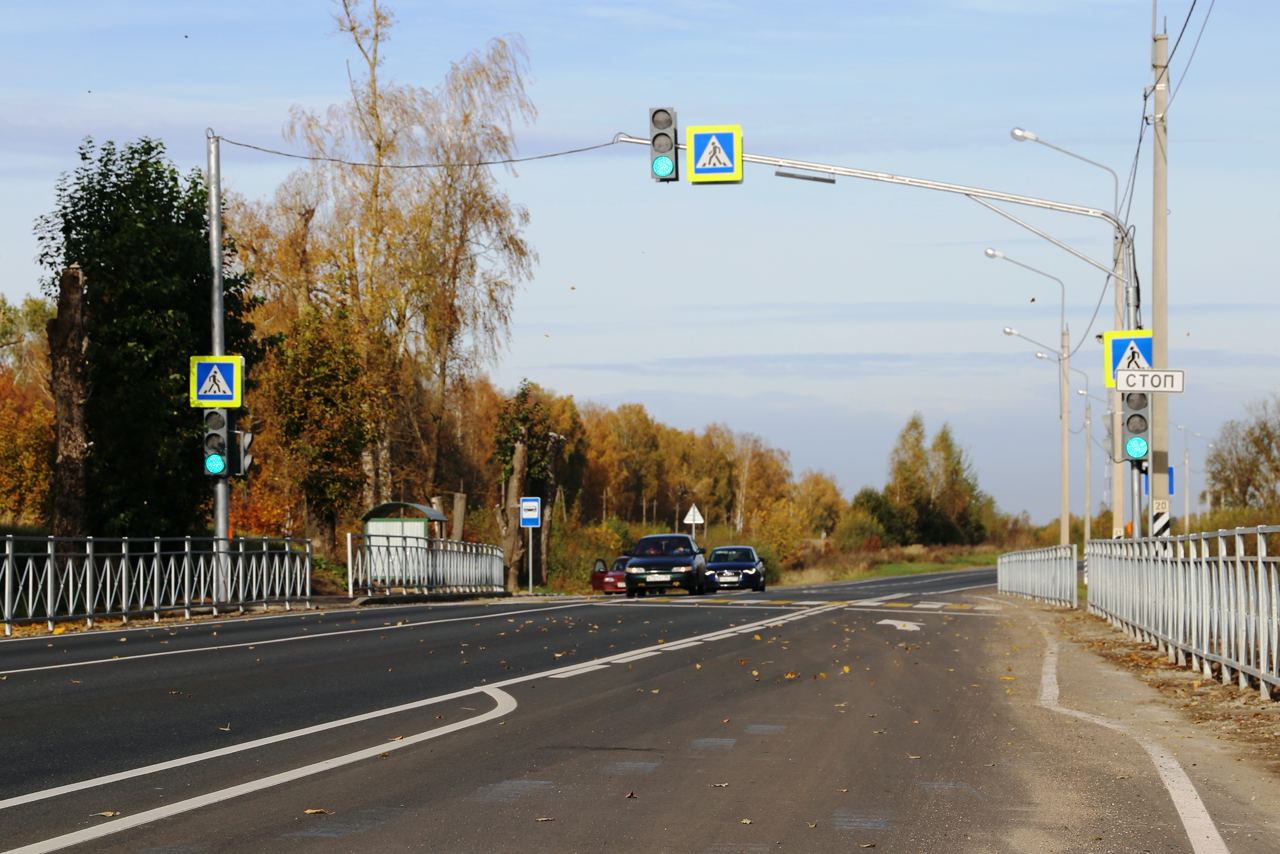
<box><xmin>649</xmin><ymin>107</ymin><xmax>678</xmax><ymax>182</ymax></box>
<box><xmin>203</xmin><ymin>409</ymin><xmax>230</xmax><ymax>476</ymax></box>
<box><xmin>235</xmin><ymin>429</ymin><xmax>254</xmax><ymax>477</ymax></box>
<box><xmin>1121</xmin><ymin>391</ymin><xmax>1151</xmax><ymax>463</ymax></box>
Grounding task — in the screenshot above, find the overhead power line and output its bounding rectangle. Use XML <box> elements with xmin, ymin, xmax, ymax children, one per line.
<box><xmin>218</xmin><ymin>136</ymin><xmax>621</xmax><ymax>170</ymax></box>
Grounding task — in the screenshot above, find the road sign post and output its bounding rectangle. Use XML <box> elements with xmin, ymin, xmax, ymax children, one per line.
<box><xmin>520</xmin><ymin>497</ymin><xmax>541</xmax><ymax>594</ymax></box>
<box><xmin>683</xmin><ymin>503</ymin><xmax>704</xmax><ymax>540</ymax></box>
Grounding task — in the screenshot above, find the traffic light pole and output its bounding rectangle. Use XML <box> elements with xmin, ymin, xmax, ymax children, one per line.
<box><xmin>207</xmin><ymin>131</ymin><xmax>229</xmax><ymax>600</ymax></box>
<box><xmin>619</xmin><ymin>131</ymin><xmax>1142</xmax><ymax>536</ymax></box>
<box><xmin>1149</xmin><ymin>32</ymin><xmax>1171</xmax><ymax>537</ymax></box>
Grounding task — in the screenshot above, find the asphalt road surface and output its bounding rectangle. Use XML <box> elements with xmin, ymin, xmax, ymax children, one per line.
<box><xmin>0</xmin><ymin>567</ymin><xmax>1260</xmax><ymax>852</ymax></box>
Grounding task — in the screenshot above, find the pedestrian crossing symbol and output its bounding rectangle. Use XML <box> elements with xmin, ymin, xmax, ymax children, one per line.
<box><xmin>1102</xmin><ymin>329</ymin><xmax>1153</xmax><ymax>389</ymax></box>
<box><xmin>189</xmin><ymin>355</ymin><xmax>244</xmax><ymax>408</ymax></box>
<box><xmin>687</xmin><ymin>124</ymin><xmax>743</xmax><ymax>184</ymax></box>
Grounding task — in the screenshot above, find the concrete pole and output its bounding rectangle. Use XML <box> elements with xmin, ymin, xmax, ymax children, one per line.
<box><xmin>1150</xmin><ymin>32</ymin><xmax>1171</xmax><ymax>526</ymax></box>
<box><xmin>1183</xmin><ymin>443</ymin><xmax>1191</xmax><ymax>534</ymax></box>
<box><xmin>1059</xmin><ymin>325</ymin><xmax>1070</xmax><ymax>546</ymax></box>
<box><xmin>1110</xmin><ymin>235</ymin><xmax>1126</xmax><ymax>537</ymax></box>
<box><xmin>1083</xmin><ymin>397</ymin><xmax>1092</xmax><ymax>543</ymax></box>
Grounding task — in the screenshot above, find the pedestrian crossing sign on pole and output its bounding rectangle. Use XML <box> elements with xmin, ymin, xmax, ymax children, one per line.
<box><xmin>1102</xmin><ymin>329</ymin><xmax>1153</xmax><ymax>389</ymax></box>
<box><xmin>189</xmin><ymin>355</ymin><xmax>244</xmax><ymax>408</ymax></box>
<box><xmin>687</xmin><ymin>125</ymin><xmax>743</xmax><ymax>184</ymax></box>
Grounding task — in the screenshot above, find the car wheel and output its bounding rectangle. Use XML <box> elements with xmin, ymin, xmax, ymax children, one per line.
<box><xmin>625</xmin><ymin>590</ymin><xmax>636</xmax><ymax>599</ymax></box>
<box><xmin>756</xmin><ymin>578</ymin><xmax>766</xmax><ymax>592</ymax></box>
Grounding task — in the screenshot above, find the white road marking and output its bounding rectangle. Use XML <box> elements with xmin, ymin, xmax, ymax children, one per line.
<box><xmin>928</xmin><ymin>582</ymin><xmax>997</xmax><ymax>595</ymax></box>
<box><xmin>3</xmin><ymin>601</ymin><xmax>850</xmax><ymax>816</ymax></box>
<box><xmin>549</xmin><ymin>664</ymin><xmax>611</xmax><ymax>678</ymax></box>
<box><xmin>6</xmin><ymin>688</ymin><xmax>518</xmax><ymax>854</ymax></box>
<box><xmin>656</xmin><ymin>641</ymin><xmax>703</xmax><ymax>651</ymax></box>
<box><xmin>913</xmin><ymin>602</ymin><xmax>945</xmax><ymax>610</ymax></box>
<box><xmin>876</xmin><ymin>619</ymin><xmax>924</xmax><ymax>632</ymax></box>
<box><xmin>1038</xmin><ymin>636</ymin><xmax>1228</xmax><ymax>854</ymax></box>
<box><xmin>842</xmin><ymin>606</ymin><xmax>1000</xmax><ymax>619</ymax></box>
<box><xmin>0</xmin><ymin>602</ymin><xmax>596</xmax><ymax>676</ymax></box>
<box><xmin>847</xmin><ymin>593</ymin><xmax>911</xmax><ymax>606</ymax></box>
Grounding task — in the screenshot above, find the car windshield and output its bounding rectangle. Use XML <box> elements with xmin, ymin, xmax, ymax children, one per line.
<box><xmin>710</xmin><ymin>548</ymin><xmax>753</xmax><ymax>562</ymax></box>
<box><xmin>633</xmin><ymin>536</ymin><xmax>694</xmax><ymax>557</ymax></box>
<box><xmin>611</xmin><ymin>558</ymin><xmax>629</xmax><ymax>571</ymax></box>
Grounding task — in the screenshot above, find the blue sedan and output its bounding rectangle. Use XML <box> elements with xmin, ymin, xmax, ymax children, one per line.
<box><xmin>706</xmin><ymin>545</ymin><xmax>766</xmax><ymax>591</ymax></box>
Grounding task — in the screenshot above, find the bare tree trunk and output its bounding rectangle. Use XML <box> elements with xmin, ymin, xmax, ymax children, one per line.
<box><xmin>539</xmin><ymin>499</ymin><xmax>551</xmax><ymax>587</ymax></box>
<box><xmin>451</xmin><ymin>492</ymin><xmax>466</xmax><ymax>540</ymax></box>
<box><xmin>47</xmin><ymin>265</ymin><xmax>90</xmax><ymax>538</ymax></box>
<box><xmin>496</xmin><ymin>439</ymin><xmax>526</xmax><ymax>590</ymax></box>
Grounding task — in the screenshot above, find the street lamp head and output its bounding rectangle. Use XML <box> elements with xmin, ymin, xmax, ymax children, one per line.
<box><xmin>984</xmin><ymin>247</ymin><xmax>1003</xmax><ymax>259</ymax></box>
<box><xmin>1010</xmin><ymin>127</ymin><xmax>1038</xmax><ymax>142</ymax></box>
<box><xmin>1076</xmin><ymin>389</ymin><xmax>1086</xmax><ymax>396</ymax></box>
<box><xmin>1003</xmin><ymin>327</ymin><xmax>1016</xmax><ymax>336</ymax></box>
<box><xmin>1035</xmin><ymin>351</ymin><xmax>1049</xmax><ymax>360</ymax></box>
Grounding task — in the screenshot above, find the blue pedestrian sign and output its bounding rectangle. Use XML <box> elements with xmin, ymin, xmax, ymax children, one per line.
<box><xmin>1102</xmin><ymin>329</ymin><xmax>1153</xmax><ymax>389</ymax></box>
<box><xmin>190</xmin><ymin>356</ymin><xmax>244</xmax><ymax>408</ymax></box>
<box><xmin>520</xmin><ymin>496</ymin><xmax>542</xmax><ymax>528</ymax></box>
<box><xmin>686</xmin><ymin>124</ymin><xmax>743</xmax><ymax>184</ymax></box>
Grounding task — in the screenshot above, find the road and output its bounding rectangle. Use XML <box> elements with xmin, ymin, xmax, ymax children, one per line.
<box><xmin>0</xmin><ymin>567</ymin><xmax>1264</xmax><ymax>852</ymax></box>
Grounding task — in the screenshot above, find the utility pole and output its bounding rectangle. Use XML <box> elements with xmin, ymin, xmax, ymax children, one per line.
<box><xmin>1110</xmin><ymin>235</ymin><xmax>1126</xmax><ymax>537</ymax></box>
<box><xmin>1150</xmin><ymin>30</ymin><xmax>1171</xmax><ymax>537</ymax></box>
<box><xmin>1059</xmin><ymin>325</ymin><xmax>1070</xmax><ymax>546</ymax></box>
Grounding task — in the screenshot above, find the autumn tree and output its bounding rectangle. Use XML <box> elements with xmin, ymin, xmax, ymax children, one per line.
<box><xmin>794</xmin><ymin>471</ymin><xmax>844</xmax><ymax>537</ymax></box>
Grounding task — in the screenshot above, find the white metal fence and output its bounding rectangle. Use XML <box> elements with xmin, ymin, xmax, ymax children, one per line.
<box><xmin>346</xmin><ymin>533</ymin><xmax>504</xmax><ymax>597</ymax></box>
<box><xmin>998</xmin><ymin>544</ymin><xmax>1078</xmax><ymax>608</ymax></box>
<box><xmin>3</xmin><ymin>536</ymin><xmax>311</xmax><ymax>635</ymax></box>
<box><xmin>1087</xmin><ymin>527</ymin><xmax>1280</xmax><ymax>699</ymax></box>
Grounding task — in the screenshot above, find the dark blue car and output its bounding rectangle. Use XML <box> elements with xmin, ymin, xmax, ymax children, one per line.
<box><xmin>624</xmin><ymin>534</ymin><xmax>716</xmax><ymax>597</ymax></box>
<box><xmin>707</xmin><ymin>545</ymin><xmax>766</xmax><ymax>591</ymax></box>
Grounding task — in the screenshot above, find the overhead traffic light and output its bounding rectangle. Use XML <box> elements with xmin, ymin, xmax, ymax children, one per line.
<box><xmin>649</xmin><ymin>107</ymin><xmax>678</xmax><ymax>182</ymax></box>
<box><xmin>1121</xmin><ymin>391</ymin><xmax>1151</xmax><ymax>463</ymax></box>
<box><xmin>203</xmin><ymin>409</ymin><xmax>229</xmax><ymax>476</ymax></box>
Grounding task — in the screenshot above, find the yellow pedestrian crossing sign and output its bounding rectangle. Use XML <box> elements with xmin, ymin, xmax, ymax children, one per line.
<box><xmin>687</xmin><ymin>125</ymin><xmax>743</xmax><ymax>184</ymax></box>
<box><xmin>1102</xmin><ymin>329</ymin><xmax>1153</xmax><ymax>389</ymax></box>
<box><xmin>190</xmin><ymin>356</ymin><xmax>244</xmax><ymax>408</ymax></box>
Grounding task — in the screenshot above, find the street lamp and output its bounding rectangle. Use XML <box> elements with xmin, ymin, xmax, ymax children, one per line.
<box><xmin>1038</xmin><ymin>353</ymin><xmax>1098</xmax><ymax>545</ymax></box>
<box><xmin>992</xmin><ymin>251</ymin><xmax>1071</xmax><ymax>546</ymax></box>
<box><xmin>1010</xmin><ymin>127</ymin><xmax>1119</xmax><ymax>217</ymax></box>
<box><xmin>1009</xmin><ymin>126</ymin><xmax>1131</xmax><ymax>540</ymax></box>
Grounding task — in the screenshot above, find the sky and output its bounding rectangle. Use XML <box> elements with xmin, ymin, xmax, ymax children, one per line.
<box><xmin>2</xmin><ymin>0</ymin><xmax>1276</xmax><ymax>523</ymax></box>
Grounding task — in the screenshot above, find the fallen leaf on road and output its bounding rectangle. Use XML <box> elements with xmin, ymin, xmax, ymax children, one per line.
<box><xmin>379</xmin><ymin>752</ymin><xmax>390</xmax><ymax>758</ymax></box>
<box><xmin>751</xmin><ymin>670</ymin><xmax>760</xmax><ymax>679</ymax></box>
<box><xmin>92</xmin><ymin>810</ymin><xmax>120</xmax><ymax>818</ymax></box>
<box><xmin>859</xmin><ymin>844</ymin><xmax>877</xmax><ymax>849</ymax></box>
<box><xmin>1000</xmin><ymin>676</ymin><xmax>1016</xmax><ymax>682</ymax></box>
<box><xmin>740</xmin><ymin>818</ymin><xmax>753</xmax><ymax>825</ymax></box>
<box><xmin>536</xmin><ymin>817</ymin><xmax>555</xmax><ymax>822</ymax></box>
<box><xmin>817</xmin><ymin>672</ymin><xmax>827</xmax><ymax>680</ymax></box>
<box><xmin>738</xmin><ymin>658</ymin><xmax>747</xmax><ymax>666</ymax></box>
<box><xmin>906</xmin><ymin>754</ymin><xmax>921</xmax><ymax>760</ymax></box>
<box><xmin>118</xmin><ymin>637</ymin><xmax>127</xmax><ymax>643</ymax></box>
<box><xmin>625</xmin><ymin>791</ymin><xmax>638</xmax><ymax>799</ymax></box>
<box><xmin>217</xmin><ymin>723</ymin><xmax>231</xmax><ymax>732</ymax></box>
<box><xmin>838</xmin><ymin>787</ymin><xmax>848</xmax><ymax>793</ymax></box>
<box><xmin>553</xmin><ymin>651</ymin><xmax>566</xmax><ymax>659</ymax></box>
<box><xmin>388</xmin><ymin>735</ymin><xmax>404</xmax><ymax>741</ymax></box>
<box><xmin>53</xmin><ymin>626</ymin><xmax>66</xmax><ymax>635</ymax></box>
<box><xmin>873</xmin><ymin>729</ymin><xmax>886</xmax><ymax>734</ymax></box>
<box><xmin>695</xmin><ymin>663</ymin><xmax>703</xmax><ymax>670</ymax></box>
<box><xmin>784</xmin><ymin>671</ymin><xmax>798</xmax><ymax>680</ymax></box>
<box><xmin>752</xmin><ymin>634</ymin><xmax>762</xmax><ymax>641</ymax></box>
<box><xmin>303</xmin><ymin>808</ymin><xmax>333</xmax><ymax>816</ymax></box>
<box><xmin>834</xmin><ymin>703</ymin><xmax>847</xmax><ymax>708</ymax></box>
<box><xmin>650</xmin><ymin>688</ymin><xmax>660</xmax><ymax>694</ymax></box>
<box><xmin>711</xmin><ymin>782</ymin><xmax>729</xmax><ymax>788</ymax></box>
<box><xmin>69</xmin><ymin>679</ymin><xmax>81</xmax><ymax>685</ymax></box>
<box><xmin>807</xmin><ymin>821</ymin><xmax>817</xmax><ymax>828</ymax></box>
<box><xmin>722</xmin><ymin>718</ymin><xmax>731</xmax><ymax>724</ymax></box>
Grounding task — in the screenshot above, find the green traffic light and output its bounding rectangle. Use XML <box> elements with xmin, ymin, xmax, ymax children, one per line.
<box><xmin>652</xmin><ymin>155</ymin><xmax>674</xmax><ymax>178</ymax></box>
<box><xmin>205</xmin><ymin>453</ymin><xmax>227</xmax><ymax>475</ymax></box>
<box><xmin>1125</xmin><ymin>436</ymin><xmax>1149</xmax><ymax>460</ymax></box>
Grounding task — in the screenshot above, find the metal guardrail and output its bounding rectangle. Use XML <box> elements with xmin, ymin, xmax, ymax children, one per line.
<box><xmin>3</xmin><ymin>536</ymin><xmax>311</xmax><ymax>635</ymax></box>
<box><xmin>998</xmin><ymin>544</ymin><xmax>1078</xmax><ymax>608</ymax></box>
<box><xmin>1087</xmin><ymin>527</ymin><xmax>1280</xmax><ymax>699</ymax></box>
<box><xmin>346</xmin><ymin>533</ymin><xmax>504</xmax><ymax>597</ymax></box>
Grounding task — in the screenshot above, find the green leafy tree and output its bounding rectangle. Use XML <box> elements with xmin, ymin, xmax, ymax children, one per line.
<box><xmin>35</xmin><ymin>138</ymin><xmax>263</xmax><ymax>536</ymax></box>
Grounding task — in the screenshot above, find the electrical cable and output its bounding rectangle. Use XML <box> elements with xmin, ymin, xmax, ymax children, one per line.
<box><xmin>1170</xmin><ymin>0</ymin><xmax>1216</xmax><ymax>106</ymax></box>
<box><xmin>218</xmin><ymin>136</ymin><xmax>620</xmax><ymax>170</ymax></box>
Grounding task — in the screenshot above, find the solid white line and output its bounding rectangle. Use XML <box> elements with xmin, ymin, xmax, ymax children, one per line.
<box><xmin>928</xmin><ymin>582</ymin><xmax>997</xmax><ymax>595</ymax></box>
<box><xmin>656</xmin><ymin>641</ymin><xmax>703</xmax><ymax>651</ymax></box>
<box><xmin>847</xmin><ymin>593</ymin><xmax>911</xmax><ymax>606</ymax></box>
<box><xmin>1038</xmin><ymin>637</ymin><xmax>1227</xmax><ymax>854</ymax></box>
<box><xmin>6</xmin><ymin>688</ymin><xmax>518</xmax><ymax>854</ymax></box>
<box><xmin>549</xmin><ymin>664</ymin><xmax>611</xmax><ymax>678</ymax></box>
<box><xmin>841</xmin><ymin>606</ymin><xmax>1000</xmax><ymax>618</ymax></box>
<box><xmin>0</xmin><ymin>603</ymin><xmax>595</xmax><ymax>676</ymax></box>
<box><xmin>3</xmin><ymin>601</ymin><xmax>849</xmax><ymax>814</ymax></box>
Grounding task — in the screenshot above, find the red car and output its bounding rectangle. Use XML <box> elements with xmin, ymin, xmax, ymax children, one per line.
<box><xmin>590</xmin><ymin>556</ymin><xmax>630</xmax><ymax>594</ymax></box>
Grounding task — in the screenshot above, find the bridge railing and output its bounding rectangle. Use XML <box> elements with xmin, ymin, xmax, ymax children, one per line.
<box><xmin>2</xmin><ymin>535</ymin><xmax>311</xmax><ymax>635</ymax></box>
<box><xmin>346</xmin><ymin>533</ymin><xmax>505</xmax><ymax>597</ymax></box>
<box><xmin>1087</xmin><ymin>527</ymin><xmax>1280</xmax><ymax>699</ymax></box>
<box><xmin>997</xmin><ymin>544</ymin><xmax>1077</xmax><ymax>608</ymax></box>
